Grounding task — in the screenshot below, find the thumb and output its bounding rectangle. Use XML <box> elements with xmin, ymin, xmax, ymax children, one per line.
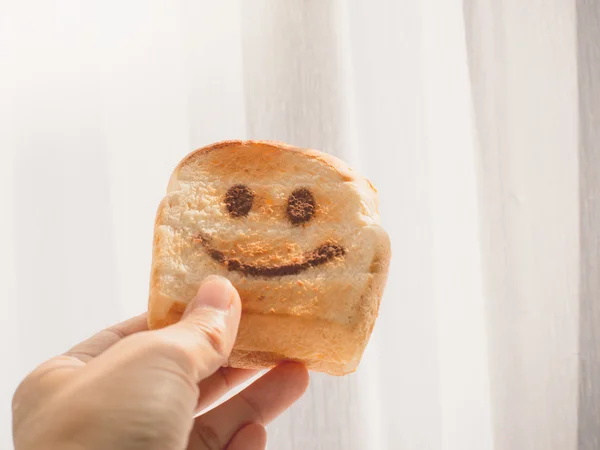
<box><xmin>150</xmin><ymin>275</ymin><xmax>242</xmax><ymax>383</ymax></box>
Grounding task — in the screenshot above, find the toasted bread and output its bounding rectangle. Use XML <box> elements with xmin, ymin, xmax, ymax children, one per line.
<box><xmin>148</xmin><ymin>140</ymin><xmax>390</xmax><ymax>375</ymax></box>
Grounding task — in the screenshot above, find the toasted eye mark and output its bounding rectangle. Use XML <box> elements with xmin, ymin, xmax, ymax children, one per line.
<box><xmin>225</xmin><ymin>184</ymin><xmax>254</xmax><ymax>217</ymax></box>
<box><xmin>287</xmin><ymin>187</ymin><xmax>316</xmax><ymax>225</ymax></box>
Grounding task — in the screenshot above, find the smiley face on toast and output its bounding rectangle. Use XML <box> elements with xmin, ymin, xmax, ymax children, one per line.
<box><xmin>148</xmin><ymin>140</ymin><xmax>390</xmax><ymax>375</ymax></box>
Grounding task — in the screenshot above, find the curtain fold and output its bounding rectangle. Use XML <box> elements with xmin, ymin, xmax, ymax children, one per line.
<box><xmin>465</xmin><ymin>1</ymin><xmax>581</xmax><ymax>449</ymax></box>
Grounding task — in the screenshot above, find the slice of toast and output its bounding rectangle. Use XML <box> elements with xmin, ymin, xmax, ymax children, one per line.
<box><xmin>148</xmin><ymin>140</ymin><xmax>390</xmax><ymax>375</ymax></box>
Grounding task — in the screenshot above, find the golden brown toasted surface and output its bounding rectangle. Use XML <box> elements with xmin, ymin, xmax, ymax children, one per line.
<box><xmin>148</xmin><ymin>140</ymin><xmax>391</xmax><ymax>375</ymax></box>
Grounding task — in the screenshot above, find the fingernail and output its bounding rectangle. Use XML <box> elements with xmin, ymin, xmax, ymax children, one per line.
<box><xmin>186</xmin><ymin>275</ymin><xmax>234</xmax><ymax>313</ymax></box>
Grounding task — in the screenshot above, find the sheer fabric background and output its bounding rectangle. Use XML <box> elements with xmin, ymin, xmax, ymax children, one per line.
<box><xmin>1</xmin><ymin>1</ymin><xmax>597</xmax><ymax>449</ymax></box>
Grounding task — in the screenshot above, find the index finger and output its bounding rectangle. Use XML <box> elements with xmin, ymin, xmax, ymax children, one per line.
<box><xmin>64</xmin><ymin>313</ymin><xmax>149</xmax><ymax>363</ymax></box>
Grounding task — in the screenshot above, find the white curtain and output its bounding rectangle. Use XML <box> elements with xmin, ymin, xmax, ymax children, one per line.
<box><xmin>1</xmin><ymin>1</ymin><xmax>596</xmax><ymax>449</ymax></box>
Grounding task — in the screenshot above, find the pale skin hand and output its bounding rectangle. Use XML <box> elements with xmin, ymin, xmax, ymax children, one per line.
<box><xmin>12</xmin><ymin>276</ymin><xmax>309</xmax><ymax>450</ymax></box>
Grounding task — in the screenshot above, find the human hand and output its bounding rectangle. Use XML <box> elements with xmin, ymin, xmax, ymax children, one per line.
<box><xmin>12</xmin><ymin>276</ymin><xmax>309</xmax><ymax>450</ymax></box>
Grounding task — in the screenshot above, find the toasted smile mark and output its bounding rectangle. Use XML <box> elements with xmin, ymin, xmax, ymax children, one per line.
<box><xmin>193</xmin><ymin>234</ymin><xmax>345</xmax><ymax>278</ymax></box>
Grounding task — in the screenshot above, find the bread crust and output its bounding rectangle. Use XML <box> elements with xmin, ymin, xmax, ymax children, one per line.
<box><xmin>148</xmin><ymin>140</ymin><xmax>390</xmax><ymax>375</ymax></box>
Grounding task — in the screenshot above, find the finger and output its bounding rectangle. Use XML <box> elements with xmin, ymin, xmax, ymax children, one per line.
<box><xmin>12</xmin><ymin>356</ymin><xmax>83</xmax><ymax>418</ymax></box>
<box><xmin>15</xmin><ymin>316</ymin><xmax>150</xmax><ymax>415</ymax></box>
<box><xmin>192</xmin><ymin>362</ymin><xmax>309</xmax><ymax>448</ymax></box>
<box><xmin>146</xmin><ymin>275</ymin><xmax>242</xmax><ymax>384</ymax></box>
<box><xmin>227</xmin><ymin>424</ymin><xmax>267</xmax><ymax>450</ymax></box>
<box><xmin>196</xmin><ymin>367</ymin><xmax>259</xmax><ymax>413</ymax></box>
<box><xmin>17</xmin><ymin>315</ymin><xmax>153</xmax><ymax>416</ymax></box>
<box><xmin>65</xmin><ymin>313</ymin><xmax>149</xmax><ymax>362</ymax></box>
<box><xmin>186</xmin><ymin>422</ymin><xmax>267</xmax><ymax>450</ymax></box>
